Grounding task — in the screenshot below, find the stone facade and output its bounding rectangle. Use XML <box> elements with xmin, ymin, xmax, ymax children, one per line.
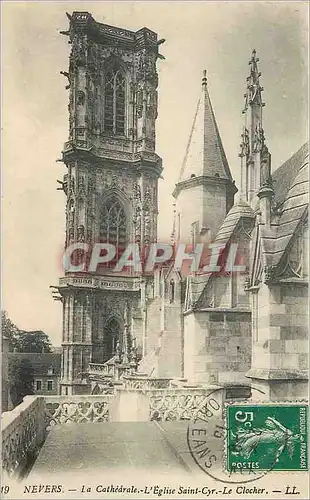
<box><xmin>57</xmin><ymin>12</ymin><xmax>163</xmax><ymax>395</ymax></box>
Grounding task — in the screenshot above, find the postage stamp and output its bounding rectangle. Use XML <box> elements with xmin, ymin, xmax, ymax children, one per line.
<box><xmin>226</xmin><ymin>403</ymin><xmax>308</xmax><ymax>472</ymax></box>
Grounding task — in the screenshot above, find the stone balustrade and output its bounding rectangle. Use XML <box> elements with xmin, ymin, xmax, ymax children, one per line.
<box><xmin>1</xmin><ymin>396</ymin><xmax>46</xmax><ymax>477</ymax></box>
<box><xmin>1</xmin><ymin>395</ymin><xmax>113</xmax><ymax>477</ymax></box>
<box><xmin>122</xmin><ymin>375</ymin><xmax>172</xmax><ymax>390</ymax></box>
<box><xmin>1</xmin><ymin>386</ymin><xmax>226</xmax><ymax>477</ymax></box>
<box><xmin>147</xmin><ymin>387</ymin><xmax>224</xmax><ymax>421</ymax></box>
<box><xmin>44</xmin><ymin>395</ymin><xmax>113</xmax><ymax>430</ymax></box>
<box><xmin>88</xmin><ymin>362</ymin><xmax>112</xmax><ymax>374</ymax></box>
<box><xmin>88</xmin><ymin>361</ymin><xmax>136</xmax><ymax>381</ymax></box>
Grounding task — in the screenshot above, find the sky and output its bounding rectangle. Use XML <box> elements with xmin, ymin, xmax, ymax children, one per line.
<box><xmin>2</xmin><ymin>1</ymin><xmax>308</xmax><ymax>346</ymax></box>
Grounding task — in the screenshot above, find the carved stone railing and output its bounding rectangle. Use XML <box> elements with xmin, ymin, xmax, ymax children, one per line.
<box><xmin>146</xmin><ymin>388</ymin><xmax>223</xmax><ymax>422</ymax></box>
<box><xmin>122</xmin><ymin>375</ymin><xmax>172</xmax><ymax>390</ymax></box>
<box><xmin>59</xmin><ymin>275</ymin><xmax>141</xmax><ymax>291</ymax></box>
<box><xmin>1</xmin><ymin>395</ymin><xmax>113</xmax><ymax>477</ymax></box>
<box><xmin>1</xmin><ymin>387</ymin><xmax>229</xmax><ymax>477</ymax></box>
<box><xmin>45</xmin><ymin>395</ymin><xmax>113</xmax><ymax>430</ymax></box>
<box><xmin>89</xmin><ymin>362</ymin><xmax>114</xmax><ymax>376</ymax></box>
<box><xmin>88</xmin><ymin>358</ymin><xmax>137</xmax><ymax>382</ymax></box>
<box><xmin>1</xmin><ymin>396</ymin><xmax>46</xmax><ymax>477</ymax></box>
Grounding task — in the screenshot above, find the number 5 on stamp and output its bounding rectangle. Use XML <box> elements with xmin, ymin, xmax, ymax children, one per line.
<box><xmin>226</xmin><ymin>403</ymin><xmax>308</xmax><ymax>472</ymax></box>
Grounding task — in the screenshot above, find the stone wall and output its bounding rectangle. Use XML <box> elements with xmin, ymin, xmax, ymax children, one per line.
<box><xmin>157</xmin><ymin>302</ymin><xmax>183</xmax><ymax>378</ymax></box>
<box><xmin>144</xmin><ymin>289</ymin><xmax>183</xmax><ymax>378</ymax></box>
<box><xmin>176</xmin><ymin>182</ymin><xmax>228</xmax><ymax>244</ymax></box>
<box><xmin>184</xmin><ymin>309</ymin><xmax>251</xmax><ymax>385</ymax></box>
<box><xmin>248</xmin><ymin>281</ymin><xmax>308</xmax><ymax>400</ymax></box>
<box><xmin>144</xmin><ymin>296</ymin><xmax>162</xmax><ymax>354</ymax></box>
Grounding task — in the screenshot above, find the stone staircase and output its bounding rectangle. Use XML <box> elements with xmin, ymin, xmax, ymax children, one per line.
<box><xmin>88</xmin><ymin>354</ymin><xmax>138</xmax><ymax>393</ymax></box>
<box><xmin>88</xmin><ymin>295</ymin><xmax>183</xmax><ymax>391</ymax></box>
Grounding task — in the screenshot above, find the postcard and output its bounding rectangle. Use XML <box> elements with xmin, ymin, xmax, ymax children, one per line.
<box><xmin>1</xmin><ymin>2</ymin><xmax>308</xmax><ymax>499</ymax></box>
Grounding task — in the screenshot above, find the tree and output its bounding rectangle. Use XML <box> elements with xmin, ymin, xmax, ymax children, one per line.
<box><xmin>18</xmin><ymin>330</ymin><xmax>52</xmax><ymax>353</ymax></box>
<box><xmin>1</xmin><ymin>311</ymin><xmax>52</xmax><ymax>353</ymax></box>
<box><xmin>1</xmin><ymin>311</ymin><xmax>22</xmax><ymax>351</ymax></box>
<box><xmin>8</xmin><ymin>358</ymin><xmax>34</xmax><ymax>407</ymax></box>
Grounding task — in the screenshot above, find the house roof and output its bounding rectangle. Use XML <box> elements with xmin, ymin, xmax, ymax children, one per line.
<box><xmin>8</xmin><ymin>353</ymin><xmax>61</xmax><ymax>376</ymax></box>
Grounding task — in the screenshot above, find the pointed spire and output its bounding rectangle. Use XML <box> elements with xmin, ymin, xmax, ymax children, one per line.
<box><xmin>243</xmin><ymin>49</ymin><xmax>265</xmax><ymax>113</ymax></box>
<box><xmin>240</xmin><ymin>50</ymin><xmax>271</xmax><ymax>206</ymax></box>
<box><xmin>202</xmin><ymin>69</ymin><xmax>207</xmax><ymax>87</ymax></box>
<box><xmin>177</xmin><ymin>70</ymin><xmax>234</xmax><ymax>184</ymax></box>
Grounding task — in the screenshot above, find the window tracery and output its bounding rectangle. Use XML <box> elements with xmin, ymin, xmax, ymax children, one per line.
<box><xmin>104</xmin><ymin>66</ymin><xmax>126</xmax><ymax>135</ymax></box>
<box><xmin>100</xmin><ymin>197</ymin><xmax>127</xmax><ymax>269</ymax></box>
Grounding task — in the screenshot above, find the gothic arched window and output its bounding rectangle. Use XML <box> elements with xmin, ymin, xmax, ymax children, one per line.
<box><xmin>104</xmin><ymin>66</ymin><xmax>126</xmax><ymax>135</ymax></box>
<box><xmin>100</xmin><ymin>196</ymin><xmax>127</xmax><ymax>252</ymax></box>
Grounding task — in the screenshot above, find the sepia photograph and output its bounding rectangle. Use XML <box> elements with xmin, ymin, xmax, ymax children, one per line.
<box><xmin>1</xmin><ymin>1</ymin><xmax>309</xmax><ymax>499</ymax></box>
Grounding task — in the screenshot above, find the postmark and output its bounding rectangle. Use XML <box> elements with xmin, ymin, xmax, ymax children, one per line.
<box><xmin>187</xmin><ymin>387</ymin><xmax>308</xmax><ymax>483</ymax></box>
<box><xmin>226</xmin><ymin>402</ymin><xmax>308</xmax><ymax>472</ymax></box>
<box><xmin>187</xmin><ymin>386</ymin><xmax>269</xmax><ymax>483</ymax></box>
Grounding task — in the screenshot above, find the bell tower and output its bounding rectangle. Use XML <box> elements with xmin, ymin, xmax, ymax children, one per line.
<box><xmin>56</xmin><ymin>12</ymin><xmax>164</xmax><ymax>395</ymax></box>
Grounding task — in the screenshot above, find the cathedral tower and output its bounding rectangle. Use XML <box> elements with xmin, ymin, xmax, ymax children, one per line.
<box><xmin>56</xmin><ymin>12</ymin><xmax>163</xmax><ymax>394</ymax></box>
<box><xmin>172</xmin><ymin>71</ymin><xmax>237</xmax><ymax>245</ymax></box>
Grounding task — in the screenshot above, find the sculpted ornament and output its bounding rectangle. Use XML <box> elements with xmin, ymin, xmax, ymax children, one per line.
<box><xmin>136</xmin><ymin>88</ymin><xmax>143</xmax><ymax>118</ymax></box>
<box><xmin>78</xmin><ymin>176</ymin><xmax>86</xmax><ymax>197</ymax></box>
<box><xmin>253</xmin><ymin>123</ymin><xmax>265</xmax><ymax>153</ymax></box>
<box><xmin>68</xmin><ymin>227</ymin><xmax>74</xmax><ymax>242</ymax></box>
<box><xmin>69</xmin><ymin>176</ymin><xmax>75</xmax><ymax>196</ymax></box>
<box><xmin>239</xmin><ymin>127</ymin><xmax>249</xmax><ymax>157</ymax></box>
<box><xmin>68</xmin><ymin>199</ymin><xmax>75</xmax><ymax>227</ymax></box>
<box><xmin>136</xmin><ymin>50</ymin><xmax>157</xmax><ymax>84</ymax></box>
<box><xmin>88</xmin><ymin>176</ymin><xmax>95</xmax><ymax>196</ymax></box>
<box><xmin>70</xmin><ymin>34</ymin><xmax>87</xmax><ymax>68</ymax></box>
<box><xmin>133</xmin><ymin>182</ymin><xmax>142</xmax><ymax>241</ymax></box>
<box><xmin>264</xmin><ymin>265</ymin><xmax>277</xmax><ymax>284</ymax></box>
<box><xmin>77</xmin><ymin>225</ymin><xmax>85</xmax><ymax>243</ymax></box>
<box><xmin>146</xmin><ymin>91</ymin><xmax>158</xmax><ymax>119</ymax></box>
<box><xmin>76</xmin><ymin>90</ymin><xmax>85</xmax><ymax>105</ymax></box>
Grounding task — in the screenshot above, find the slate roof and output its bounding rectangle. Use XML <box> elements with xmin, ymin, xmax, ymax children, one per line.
<box><xmin>261</xmin><ymin>143</ymin><xmax>309</xmax><ymax>268</ymax></box>
<box><xmin>272</xmin><ymin>143</ymin><xmax>308</xmax><ymax>206</ymax></box>
<box><xmin>214</xmin><ymin>200</ymin><xmax>255</xmax><ymax>246</ymax></box>
<box><xmin>185</xmin><ymin>275</ymin><xmax>211</xmax><ymax>310</ymax></box>
<box><xmin>178</xmin><ymin>77</ymin><xmax>233</xmax><ymax>183</ymax></box>
<box><xmin>8</xmin><ymin>353</ymin><xmax>61</xmax><ymax>376</ymax></box>
<box><xmin>187</xmin><ymin>142</ymin><xmax>308</xmax><ymax>307</ymax></box>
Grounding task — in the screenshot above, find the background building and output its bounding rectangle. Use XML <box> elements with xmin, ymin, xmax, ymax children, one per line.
<box><xmin>8</xmin><ymin>352</ymin><xmax>61</xmax><ymax>398</ymax></box>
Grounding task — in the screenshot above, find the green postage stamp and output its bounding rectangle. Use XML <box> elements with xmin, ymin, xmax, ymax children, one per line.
<box><xmin>226</xmin><ymin>403</ymin><xmax>308</xmax><ymax>472</ymax></box>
